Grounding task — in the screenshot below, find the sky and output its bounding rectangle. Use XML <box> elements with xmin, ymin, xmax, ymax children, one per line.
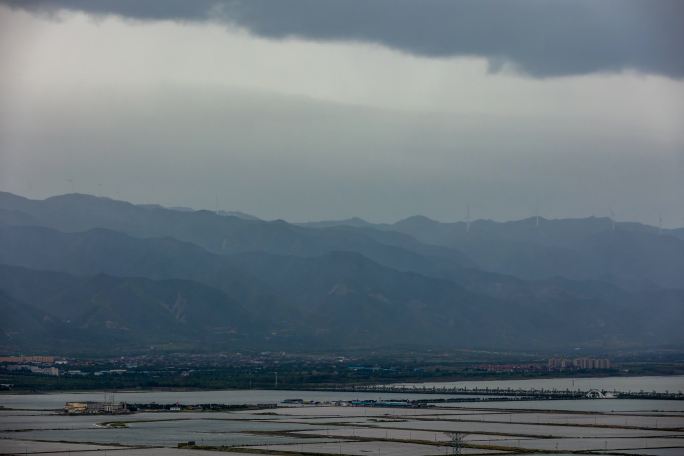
<box><xmin>0</xmin><ymin>1</ymin><xmax>682</xmax><ymax>225</ymax></box>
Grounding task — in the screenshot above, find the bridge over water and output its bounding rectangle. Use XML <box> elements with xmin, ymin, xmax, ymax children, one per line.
<box><xmin>306</xmin><ymin>384</ymin><xmax>684</xmax><ymax>401</ymax></box>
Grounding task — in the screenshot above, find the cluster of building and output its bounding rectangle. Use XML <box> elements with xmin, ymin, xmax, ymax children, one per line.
<box><xmin>0</xmin><ymin>355</ymin><xmax>56</xmax><ymax>363</ymax></box>
<box><xmin>64</xmin><ymin>401</ymin><xmax>129</xmax><ymax>415</ymax></box>
<box><xmin>1</xmin><ymin>354</ymin><xmax>139</xmax><ymax>378</ymax></box>
<box><xmin>548</xmin><ymin>357</ymin><xmax>611</xmax><ymax>370</ymax></box>
<box><xmin>348</xmin><ymin>399</ymin><xmax>430</xmax><ymax>408</ymax></box>
<box><xmin>284</xmin><ymin>399</ymin><xmax>431</xmax><ymax>408</ymax></box>
<box><xmin>0</xmin><ymin>355</ymin><xmax>63</xmax><ymax>377</ymax></box>
<box><xmin>63</xmin><ymin>400</ymin><xmax>281</xmax><ymax>414</ymax></box>
<box><xmin>4</xmin><ymin>364</ymin><xmax>59</xmax><ymax>376</ymax></box>
<box><xmin>473</xmin><ymin>363</ymin><xmax>544</xmax><ymax>373</ymax></box>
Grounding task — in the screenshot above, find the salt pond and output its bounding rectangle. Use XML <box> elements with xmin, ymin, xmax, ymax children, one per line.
<box><xmin>1</xmin><ymin>376</ymin><xmax>683</xmax><ymax>455</ymax></box>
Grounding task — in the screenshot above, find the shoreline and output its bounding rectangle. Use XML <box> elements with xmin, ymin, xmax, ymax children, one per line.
<box><xmin>2</xmin><ymin>373</ymin><xmax>682</xmax><ymax>396</ymax></box>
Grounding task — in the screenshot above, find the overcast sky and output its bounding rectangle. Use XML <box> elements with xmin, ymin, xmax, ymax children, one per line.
<box><xmin>0</xmin><ymin>1</ymin><xmax>682</xmax><ymax>225</ymax></box>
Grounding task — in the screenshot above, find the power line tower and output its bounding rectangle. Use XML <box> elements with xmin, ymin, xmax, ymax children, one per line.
<box><xmin>447</xmin><ymin>432</ymin><xmax>465</xmax><ymax>455</ymax></box>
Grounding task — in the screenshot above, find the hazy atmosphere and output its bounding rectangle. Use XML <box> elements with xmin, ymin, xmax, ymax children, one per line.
<box><xmin>1</xmin><ymin>0</ymin><xmax>683</xmax><ymax>224</ymax></box>
<box><xmin>2</xmin><ymin>3</ymin><xmax>684</xmax><ymax>455</ymax></box>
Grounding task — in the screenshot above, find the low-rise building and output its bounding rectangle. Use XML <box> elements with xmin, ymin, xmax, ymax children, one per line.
<box><xmin>0</xmin><ymin>355</ymin><xmax>56</xmax><ymax>364</ymax></box>
<box><xmin>4</xmin><ymin>364</ymin><xmax>59</xmax><ymax>376</ymax></box>
<box><xmin>548</xmin><ymin>357</ymin><xmax>611</xmax><ymax>371</ymax></box>
<box><xmin>64</xmin><ymin>401</ymin><xmax>129</xmax><ymax>414</ymax></box>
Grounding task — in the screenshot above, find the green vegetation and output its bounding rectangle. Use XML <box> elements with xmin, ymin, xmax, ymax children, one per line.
<box><xmin>3</xmin><ymin>356</ymin><xmax>682</xmax><ymax>392</ymax></box>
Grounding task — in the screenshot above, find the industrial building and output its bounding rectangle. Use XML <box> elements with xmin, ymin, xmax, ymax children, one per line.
<box><xmin>64</xmin><ymin>401</ymin><xmax>129</xmax><ymax>415</ymax></box>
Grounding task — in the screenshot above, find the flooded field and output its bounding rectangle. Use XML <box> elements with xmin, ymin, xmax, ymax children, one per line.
<box><xmin>1</xmin><ymin>386</ymin><xmax>683</xmax><ymax>455</ymax></box>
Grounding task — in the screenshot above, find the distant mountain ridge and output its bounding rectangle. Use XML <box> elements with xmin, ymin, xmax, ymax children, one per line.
<box><xmin>0</xmin><ymin>192</ymin><xmax>474</xmax><ymax>274</ymax></box>
<box><xmin>0</xmin><ymin>265</ymin><xmax>257</xmax><ymax>353</ymax></box>
<box><xmin>302</xmin><ymin>213</ymin><xmax>684</xmax><ymax>290</ymax></box>
<box><xmin>0</xmin><ymin>191</ymin><xmax>682</xmax><ymax>354</ymax></box>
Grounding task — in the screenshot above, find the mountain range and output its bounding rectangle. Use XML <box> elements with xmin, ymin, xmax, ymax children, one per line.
<box><xmin>1</xmin><ymin>191</ymin><xmax>683</xmax><ymax>354</ymax></box>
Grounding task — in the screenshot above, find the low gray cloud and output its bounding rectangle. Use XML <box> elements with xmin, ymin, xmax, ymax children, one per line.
<box><xmin>1</xmin><ymin>86</ymin><xmax>682</xmax><ymax>225</ymax></box>
<box><xmin>2</xmin><ymin>0</ymin><xmax>683</xmax><ymax>78</ymax></box>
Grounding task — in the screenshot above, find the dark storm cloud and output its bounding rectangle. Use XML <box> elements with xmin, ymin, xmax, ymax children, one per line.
<box><xmin>2</xmin><ymin>0</ymin><xmax>683</xmax><ymax>78</ymax></box>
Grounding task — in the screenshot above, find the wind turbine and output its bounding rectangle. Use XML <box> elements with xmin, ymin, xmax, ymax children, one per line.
<box><xmin>465</xmin><ymin>204</ymin><xmax>471</xmax><ymax>233</ymax></box>
<box><xmin>609</xmin><ymin>209</ymin><xmax>616</xmax><ymax>231</ymax></box>
<box><xmin>533</xmin><ymin>200</ymin><xmax>541</xmax><ymax>228</ymax></box>
<box><xmin>658</xmin><ymin>215</ymin><xmax>663</xmax><ymax>235</ymax></box>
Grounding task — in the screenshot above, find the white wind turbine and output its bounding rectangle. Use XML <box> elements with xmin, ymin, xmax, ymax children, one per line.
<box><xmin>465</xmin><ymin>204</ymin><xmax>471</xmax><ymax>233</ymax></box>
<box><xmin>658</xmin><ymin>215</ymin><xmax>663</xmax><ymax>235</ymax></box>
